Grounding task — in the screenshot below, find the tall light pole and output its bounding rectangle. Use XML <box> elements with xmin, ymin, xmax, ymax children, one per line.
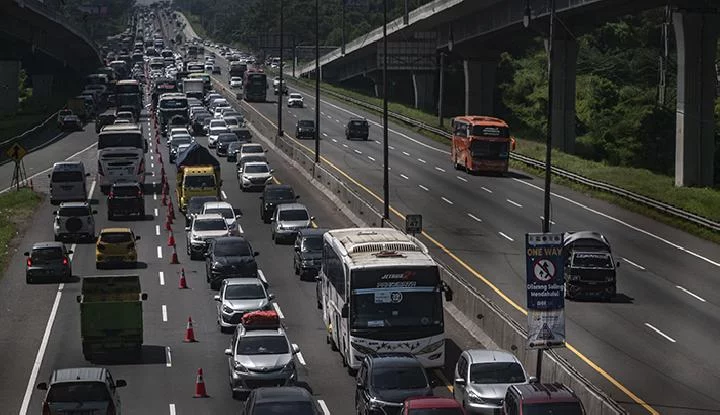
<box><xmin>277</xmin><ymin>0</ymin><xmax>284</xmax><ymax>138</ymax></box>
<box><xmin>382</xmin><ymin>0</ymin><xmax>390</xmax><ymax>223</ymax></box>
<box><xmin>315</xmin><ymin>0</ymin><xmax>320</xmax><ymax>163</ymax></box>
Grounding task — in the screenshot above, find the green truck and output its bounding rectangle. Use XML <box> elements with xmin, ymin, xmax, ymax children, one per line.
<box><xmin>76</xmin><ymin>275</ymin><xmax>147</xmax><ymax>361</ymax></box>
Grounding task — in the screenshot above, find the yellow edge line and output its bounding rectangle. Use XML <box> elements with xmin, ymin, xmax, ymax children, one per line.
<box><xmin>226</xmin><ymin>82</ymin><xmax>657</xmax><ymax>414</ymax></box>
<box><xmin>434</xmin><ymin>369</ymin><xmax>454</xmax><ymax>393</ymax></box>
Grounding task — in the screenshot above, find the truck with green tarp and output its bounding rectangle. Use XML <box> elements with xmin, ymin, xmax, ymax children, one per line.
<box><xmin>76</xmin><ymin>275</ymin><xmax>147</xmax><ymax>361</ymax></box>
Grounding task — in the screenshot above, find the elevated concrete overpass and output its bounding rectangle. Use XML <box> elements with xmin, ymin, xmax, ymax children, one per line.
<box><xmin>0</xmin><ymin>0</ymin><xmax>103</xmax><ymax>113</ymax></box>
<box><xmin>298</xmin><ymin>0</ymin><xmax>720</xmax><ymax>187</ymax></box>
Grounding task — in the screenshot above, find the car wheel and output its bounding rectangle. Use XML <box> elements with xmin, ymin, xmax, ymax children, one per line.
<box><xmin>26</xmin><ymin>275</ymin><xmax>33</xmax><ymax>284</ymax></box>
<box><xmin>294</xmin><ymin>262</ymin><xmax>299</xmax><ymax>275</ymax></box>
<box><xmin>95</xmin><ymin>262</ymin><xmax>102</xmax><ymax>269</ymax></box>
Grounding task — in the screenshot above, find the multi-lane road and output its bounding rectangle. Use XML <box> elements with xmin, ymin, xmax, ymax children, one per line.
<box><xmin>186</xmin><ymin>20</ymin><xmax>720</xmax><ymax>414</ymax></box>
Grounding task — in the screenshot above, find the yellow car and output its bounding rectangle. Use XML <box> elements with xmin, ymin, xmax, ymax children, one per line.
<box><xmin>95</xmin><ymin>228</ymin><xmax>140</xmax><ymax>269</ymax></box>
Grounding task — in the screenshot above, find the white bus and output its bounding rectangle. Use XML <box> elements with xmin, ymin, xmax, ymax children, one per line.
<box><xmin>97</xmin><ymin>124</ymin><xmax>146</xmax><ymax>192</ymax></box>
<box><xmin>319</xmin><ymin>228</ymin><xmax>453</xmax><ymax>372</ymax></box>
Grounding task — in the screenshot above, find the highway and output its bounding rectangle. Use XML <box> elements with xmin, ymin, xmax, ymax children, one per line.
<box><xmin>195</xmin><ymin>27</ymin><xmax>720</xmax><ymax>414</ymax></box>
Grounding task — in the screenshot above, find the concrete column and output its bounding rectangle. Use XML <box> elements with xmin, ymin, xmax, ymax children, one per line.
<box><xmin>0</xmin><ymin>61</ymin><xmax>20</xmax><ymax>115</ymax></box>
<box><xmin>31</xmin><ymin>74</ymin><xmax>54</xmax><ymax>99</ymax></box>
<box><xmin>672</xmin><ymin>11</ymin><xmax>719</xmax><ymax>187</ymax></box>
<box><xmin>463</xmin><ymin>60</ymin><xmax>496</xmax><ymax>116</ymax></box>
<box><xmin>412</xmin><ymin>71</ymin><xmax>436</xmax><ymax>112</ymax></box>
<box><xmin>550</xmin><ymin>38</ymin><xmax>579</xmax><ymax>154</ymax></box>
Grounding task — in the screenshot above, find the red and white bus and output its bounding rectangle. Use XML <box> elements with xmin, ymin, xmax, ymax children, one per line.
<box><xmin>451</xmin><ymin>116</ymin><xmax>515</xmax><ymax>174</ymax></box>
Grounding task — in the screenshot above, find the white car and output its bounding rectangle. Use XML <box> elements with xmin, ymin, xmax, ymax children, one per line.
<box><xmin>207</xmin><ymin>120</ymin><xmax>229</xmax><ymax>148</ymax></box>
<box><xmin>202</xmin><ymin>201</ymin><xmax>242</xmax><ymax>235</ymax></box>
<box><xmin>204</xmin><ymin>64</ymin><xmax>213</xmax><ymax>72</ymax></box>
<box><xmin>239</xmin><ymin>161</ymin><xmax>274</xmax><ymax>191</ymax></box>
<box><xmin>238</xmin><ymin>143</ymin><xmax>265</xmax><ymax>160</ymax></box>
<box><xmin>214</xmin><ymin>106</ymin><xmax>232</xmax><ymax>119</ymax></box>
<box><xmin>53</xmin><ymin>201</ymin><xmax>96</xmax><ymax>242</ymax></box>
<box><xmin>230</xmin><ymin>77</ymin><xmax>243</xmax><ymax>88</ymax></box>
<box><xmin>185</xmin><ymin>213</ymin><xmax>230</xmax><ymax>260</ymax></box>
<box><xmin>287</xmin><ymin>93</ymin><xmax>303</xmax><ymax>108</ymax></box>
<box><xmin>272</xmin><ymin>76</ymin><xmax>281</xmax><ymax>87</ymax></box>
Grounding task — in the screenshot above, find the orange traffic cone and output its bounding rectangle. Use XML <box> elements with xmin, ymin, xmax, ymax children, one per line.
<box><xmin>165</xmin><ymin>215</ymin><xmax>173</xmax><ymax>231</ymax></box>
<box><xmin>192</xmin><ymin>368</ymin><xmax>208</xmax><ymax>398</ymax></box>
<box><xmin>168</xmin><ymin>205</ymin><xmax>175</xmax><ymax>221</ymax></box>
<box><xmin>170</xmin><ymin>244</ymin><xmax>179</xmax><ymax>264</ymax></box>
<box><xmin>184</xmin><ymin>316</ymin><xmax>197</xmax><ymax>342</ymax></box>
<box><xmin>154</xmin><ymin>145</ymin><xmax>159</xmax><ymax>154</ymax></box>
<box><xmin>167</xmin><ymin>231</ymin><xmax>175</xmax><ymax>246</ymax></box>
<box><xmin>166</xmin><ymin>211</ymin><xmax>174</xmax><ymax>225</ymax></box>
<box><xmin>160</xmin><ymin>166</ymin><xmax>166</xmax><ymax>177</ymax></box>
<box><xmin>161</xmin><ymin>186</ymin><xmax>168</xmax><ymax>206</ymax></box>
<box><xmin>179</xmin><ymin>268</ymin><xmax>188</xmax><ymax>289</ymax></box>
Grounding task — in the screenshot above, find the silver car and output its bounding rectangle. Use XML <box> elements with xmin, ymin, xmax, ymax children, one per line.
<box><xmin>224</xmin><ymin>324</ymin><xmax>300</xmax><ymax>398</ymax></box>
<box><xmin>239</xmin><ymin>161</ymin><xmax>274</xmax><ymax>191</ymax></box>
<box><xmin>271</xmin><ymin>203</ymin><xmax>313</xmax><ymax>244</ymax></box>
<box><xmin>185</xmin><ymin>213</ymin><xmax>230</xmax><ymax>260</ymax></box>
<box><xmin>53</xmin><ymin>201</ymin><xmax>96</xmax><ymax>242</ymax></box>
<box><xmin>453</xmin><ymin>349</ymin><xmax>532</xmax><ymax>414</ymax></box>
<box><xmin>214</xmin><ymin>278</ymin><xmax>274</xmax><ymax>333</ymax></box>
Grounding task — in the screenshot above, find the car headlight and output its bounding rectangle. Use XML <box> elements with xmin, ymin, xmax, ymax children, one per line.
<box><xmin>282</xmin><ymin>361</ymin><xmax>295</xmax><ymax>373</ymax></box>
<box><xmin>467</xmin><ymin>388</ymin><xmax>485</xmax><ymax>404</ymax></box>
<box><xmin>265</xmin><ymin>176</ymin><xmax>273</xmax><ymax>182</ymax></box>
<box><xmin>192</xmin><ymin>234</ymin><xmax>202</xmax><ymax>241</ymax></box>
<box><xmin>416</xmin><ymin>339</ymin><xmax>444</xmax><ymax>355</ymax></box>
<box><xmin>242</xmin><ymin>175</ymin><xmax>250</xmax><ymax>181</ymax></box>
<box><xmin>232</xmin><ymin>360</ymin><xmax>247</xmax><ymax>372</ymax></box>
<box><xmin>368</xmin><ymin>397</ymin><xmax>385</xmax><ymax>410</ymax></box>
<box><xmin>222</xmin><ymin>305</ymin><xmax>234</xmax><ymax>314</ymax></box>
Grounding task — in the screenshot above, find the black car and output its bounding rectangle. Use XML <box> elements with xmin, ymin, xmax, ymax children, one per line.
<box><xmin>295</xmin><ymin>119</ymin><xmax>315</xmax><ymax>140</ymax></box>
<box><xmin>243</xmin><ymin>387</ymin><xmax>322</xmax><ymax>415</ymax></box>
<box><xmin>185</xmin><ymin>195</ymin><xmax>220</xmax><ymax>226</ymax></box>
<box><xmin>107</xmin><ymin>182</ymin><xmax>145</xmax><ymax>219</ymax></box>
<box><xmin>95</xmin><ymin>113</ymin><xmax>116</xmax><ymax>133</ymax></box>
<box><xmin>293</xmin><ymin>228</ymin><xmax>327</xmax><ymax>280</ymax></box>
<box><xmin>260</xmin><ymin>184</ymin><xmax>298</xmax><ymax>223</ymax></box>
<box><xmin>227</xmin><ymin>141</ymin><xmax>242</xmax><ymax>162</ymax></box>
<box><xmin>216</xmin><ymin>133</ymin><xmax>239</xmax><ymax>157</ymax></box>
<box><xmin>234</xmin><ymin>127</ymin><xmax>252</xmax><ymax>143</ymax></box>
<box><xmin>346</xmin><ymin>118</ymin><xmax>369</xmax><ymax>140</ymax></box>
<box><xmin>192</xmin><ymin>113</ymin><xmax>212</xmax><ymax>135</ymax></box>
<box><xmin>205</xmin><ymin>236</ymin><xmax>259</xmax><ymax>290</ymax></box>
<box><xmin>355</xmin><ymin>353</ymin><xmax>433</xmax><ymax>415</ymax></box>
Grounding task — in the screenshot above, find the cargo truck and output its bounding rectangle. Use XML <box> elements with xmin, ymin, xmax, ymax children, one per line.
<box><xmin>76</xmin><ymin>275</ymin><xmax>148</xmax><ymax>361</ymax></box>
<box><xmin>175</xmin><ymin>142</ymin><xmax>221</xmax><ymax>211</ymax></box>
<box><xmin>182</xmin><ymin>78</ymin><xmax>205</xmax><ymax>101</ymax></box>
<box><xmin>562</xmin><ymin>231</ymin><xmax>618</xmax><ymax>301</ymax></box>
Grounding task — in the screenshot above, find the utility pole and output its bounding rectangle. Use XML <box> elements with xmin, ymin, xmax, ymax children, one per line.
<box><xmin>382</xmin><ymin>0</ymin><xmax>389</xmax><ymax>223</ymax></box>
<box><xmin>315</xmin><ymin>0</ymin><xmax>320</xmax><ymax>163</ymax></box>
<box><xmin>277</xmin><ymin>0</ymin><xmax>284</xmax><ymax>138</ymax></box>
<box><xmin>438</xmin><ymin>51</ymin><xmax>445</xmax><ymax>126</ymax></box>
<box><xmin>341</xmin><ymin>0</ymin><xmax>346</xmax><ymax>55</ymax></box>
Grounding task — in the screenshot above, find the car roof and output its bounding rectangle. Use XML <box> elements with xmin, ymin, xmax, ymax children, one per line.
<box><xmin>242</xmin><ymin>143</ymin><xmax>262</xmax><ymax>148</ymax></box>
<box><xmin>240</xmin><ymin>327</ymin><xmax>287</xmax><ymax>338</ymax></box>
<box><xmin>276</xmin><ymin>203</ymin><xmax>307</xmax><ymax>211</ymax></box>
<box><xmin>298</xmin><ymin>228</ymin><xmax>328</xmax><ymax>237</ymax></box>
<box><xmin>32</xmin><ymin>241</ymin><xmax>65</xmax><ymax>249</ymax></box>
<box><xmin>465</xmin><ymin>349</ymin><xmax>521</xmax><ymax>365</ymax></box>
<box><xmin>508</xmin><ymin>383</ymin><xmax>580</xmax><ymax>404</ymax></box>
<box><xmin>59</xmin><ymin>201</ymin><xmax>90</xmax><ymax>208</ymax></box>
<box><xmin>367</xmin><ymin>352</ymin><xmax>422</xmax><ymax>368</ymax></box>
<box><xmin>223</xmin><ymin>277</ymin><xmax>263</xmax><ymax>287</ymax></box>
<box><xmin>252</xmin><ymin>386</ymin><xmax>313</xmax><ymax>402</ymax></box>
<box><xmin>189</xmin><ymin>196</ymin><xmax>219</xmax><ymax>203</ymax></box>
<box><xmin>265</xmin><ymin>184</ymin><xmax>293</xmax><ymax>191</ymax></box>
<box><xmin>51</xmin><ymin>367</ymin><xmax>106</xmax><ymax>384</ymax></box>
<box><xmin>203</xmin><ymin>201</ymin><xmax>233</xmax><ymax>210</ymax></box>
<box><xmin>194</xmin><ymin>213</ymin><xmax>224</xmax><ymax>221</ymax></box>
<box><xmin>111</xmin><ymin>181</ymin><xmax>141</xmax><ymax>188</ymax></box>
<box><xmin>100</xmin><ymin>227</ymin><xmax>132</xmax><ymax>233</ymax></box>
<box><xmin>244</xmin><ymin>161</ymin><xmax>268</xmax><ymax>167</ymax></box>
<box><xmin>404</xmin><ymin>396</ymin><xmax>462</xmax><ymax>409</ymax></box>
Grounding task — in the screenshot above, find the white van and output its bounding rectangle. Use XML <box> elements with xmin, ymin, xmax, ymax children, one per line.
<box><xmin>48</xmin><ymin>161</ymin><xmax>89</xmax><ymax>204</ymax></box>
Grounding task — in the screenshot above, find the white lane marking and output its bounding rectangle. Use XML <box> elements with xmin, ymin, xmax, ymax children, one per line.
<box><xmin>389</xmin><ymin>145</ymin><xmax>395</xmax><ymax>150</ymax></box>
<box><xmin>292</xmin><ymin>113</ymin><xmax>297</xmax><ymax>117</ymax></box>
<box><xmin>622</xmin><ymin>257</ymin><xmax>646</xmax><ymax>270</ymax></box>
<box><xmin>155</xmin><ymin>225</ymin><xmax>161</xmax><ymax>236</ymax></box>
<box><xmin>273</xmin><ymin>303</ymin><xmax>285</xmax><ymax>319</ymax></box>
<box><xmin>435</xmin><ymin>167</ymin><xmax>446</xmax><ymax>173</ymax></box>
<box><xmin>676</xmin><ymin>285</ymin><xmax>707</xmax><ymax>302</ymax></box>
<box><xmin>330</xmin><ymin>137</ymin><xmax>336</xmax><ymax>141</ymax></box>
<box><xmin>402</xmin><ymin>151</ymin><xmax>410</xmax><ymax>156</ymax></box>
<box><xmin>418</xmin><ymin>184</ymin><xmax>429</xmax><ymax>191</ymax></box>
<box><xmin>374</xmin><ymin>140</ymin><xmax>381</xmax><ymax>144</ymax></box>
<box><xmin>498</xmin><ymin>232</ymin><xmax>514</xmax><ymax>242</ymax></box>
<box><xmin>441</xmin><ymin>197</ymin><xmax>454</xmax><ymax>205</ymax></box>
<box><xmin>456</xmin><ymin>175</ymin><xmax>468</xmax><ymax>182</ymax></box>
<box><xmin>468</xmin><ymin>213</ymin><xmax>482</xmax><ymax>222</ymax></box>
<box><xmin>159</xmin><ymin>271</ymin><xmax>165</xmax><ymax>286</ymax></box>
<box><xmin>162</xmin><ymin>305</ymin><xmax>168</xmax><ymax>322</ymax></box>
<box><xmin>342</xmin><ymin>144</ymin><xmax>348</xmax><ymax>148</ymax></box>
<box><xmin>221</xmin><ymin>190</ymin><xmax>228</xmax><ymax>199</ymax></box>
<box><xmin>540</xmin><ymin>216</ymin><xmax>556</xmax><ymax>225</ymax></box>
<box><xmin>506</xmin><ymin>199</ymin><xmax>523</xmax><ymax>208</ymax></box>
<box><xmin>367</xmin><ymin>156</ymin><xmax>376</xmax><ymax>162</ymax></box>
<box><xmin>400</xmin><ymin>174</ymin><xmax>409</xmax><ymax>180</ymax></box>
<box><xmin>644</xmin><ymin>323</ymin><xmax>677</xmax><ymax>343</ymax></box>
<box><xmin>320</xmin><ymin>111</ymin><xmax>325</xmax><ymax>115</ymax></box>
<box><xmin>258</xmin><ymin>269</ymin><xmax>268</xmax><ymax>284</ymax></box>
<box><xmin>335</xmin><ymin>119</ymin><xmax>340</xmax><ymax>123</ymax></box>
<box><xmin>153</xmin><ymin>193</ymin><xmax>157</xmax><ymax>200</ymax></box>
<box><xmin>354</xmin><ymin>149</ymin><xmax>362</xmax><ymax>155</ymax></box>
<box><xmin>293</xmin><ymin>345</ymin><xmax>306</xmax><ymax>365</ymax></box>
<box><xmin>417</xmin><ymin>158</ymin><xmax>427</xmax><ymax>163</ymax></box>
<box><xmin>169</xmin><ymin>403</ymin><xmax>176</xmax><ymax>415</ymax></box>
<box><xmin>154</xmin><ymin>208</ymin><xmax>159</xmax><ymax>217</ymax></box>
<box><xmin>318</xmin><ymin>400</ymin><xmax>331</xmax><ymax>415</ymax></box>
<box><xmin>151</xmin><ymin>162</ymin><xmax>155</xmax><ymax>169</ymax></box>
<box><xmin>157</xmin><ymin>246</ymin><xmax>163</xmax><ymax>259</ymax></box>
<box><xmin>481</xmin><ymin>186</ymin><xmax>492</xmax><ymax>193</ymax></box>
<box><xmin>166</xmin><ymin>347</ymin><xmax>172</xmax><ymax>367</ymax></box>
<box><xmin>327</xmin><ymin>115</ymin><xmax>332</xmax><ymax>119</ymax></box>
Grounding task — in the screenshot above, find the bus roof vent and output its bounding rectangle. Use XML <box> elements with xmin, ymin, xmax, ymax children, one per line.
<box><xmin>351</xmin><ymin>242</ymin><xmax>419</xmax><ymax>254</ymax></box>
<box><xmin>373</xmin><ymin>250</ymin><xmax>406</xmax><ymax>258</ymax></box>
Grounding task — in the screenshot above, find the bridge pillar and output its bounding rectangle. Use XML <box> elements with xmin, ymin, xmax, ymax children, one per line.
<box><xmin>412</xmin><ymin>71</ymin><xmax>436</xmax><ymax>112</ymax></box>
<box><xmin>463</xmin><ymin>60</ymin><xmax>496</xmax><ymax>116</ymax></box>
<box><xmin>31</xmin><ymin>74</ymin><xmax>54</xmax><ymax>99</ymax></box>
<box><xmin>672</xmin><ymin>10</ymin><xmax>719</xmax><ymax>187</ymax></box>
<box><xmin>0</xmin><ymin>61</ymin><xmax>20</xmax><ymax>115</ymax></box>
<box><xmin>550</xmin><ymin>38</ymin><xmax>578</xmax><ymax>154</ymax></box>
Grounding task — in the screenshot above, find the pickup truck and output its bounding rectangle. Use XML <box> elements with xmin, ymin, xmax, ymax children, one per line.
<box><xmin>563</xmin><ymin>231</ymin><xmax>618</xmax><ymax>301</ymax></box>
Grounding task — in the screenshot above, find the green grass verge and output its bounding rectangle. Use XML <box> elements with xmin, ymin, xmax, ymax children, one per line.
<box><xmin>0</xmin><ymin>188</ymin><xmax>43</xmax><ymax>278</ymax></box>
<box><xmin>182</xmin><ymin>11</ymin><xmax>208</xmax><ymax>39</ymax></box>
<box><xmin>0</xmin><ymin>113</ymin><xmax>53</xmax><ymax>143</ymax></box>
<box><xmin>288</xmin><ymin>75</ymin><xmax>720</xmax><ymax>232</ymax></box>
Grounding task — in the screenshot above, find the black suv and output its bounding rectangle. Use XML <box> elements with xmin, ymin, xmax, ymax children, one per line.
<box><xmin>107</xmin><ymin>181</ymin><xmax>145</xmax><ymax>219</ymax></box>
<box><xmin>185</xmin><ymin>195</ymin><xmax>220</xmax><ymax>226</ymax></box>
<box><xmin>345</xmin><ymin>118</ymin><xmax>369</xmax><ymax>140</ymax></box>
<box><xmin>260</xmin><ymin>184</ymin><xmax>298</xmax><ymax>223</ymax></box>
<box><xmin>243</xmin><ymin>387</ymin><xmax>322</xmax><ymax>415</ymax></box>
<box><xmin>355</xmin><ymin>353</ymin><xmax>433</xmax><ymax>415</ymax></box>
<box><xmin>293</xmin><ymin>228</ymin><xmax>327</xmax><ymax>280</ymax></box>
<box><xmin>205</xmin><ymin>236</ymin><xmax>259</xmax><ymax>290</ymax></box>
<box><xmin>37</xmin><ymin>367</ymin><xmax>126</xmax><ymax>415</ymax></box>
<box><xmin>295</xmin><ymin>119</ymin><xmax>315</xmax><ymax>140</ymax></box>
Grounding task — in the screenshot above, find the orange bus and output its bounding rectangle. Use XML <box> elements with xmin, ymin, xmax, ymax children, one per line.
<box><xmin>451</xmin><ymin>116</ymin><xmax>515</xmax><ymax>174</ymax></box>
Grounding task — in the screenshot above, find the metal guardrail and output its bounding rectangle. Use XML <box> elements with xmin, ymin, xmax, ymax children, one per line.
<box><xmin>0</xmin><ymin>110</ymin><xmax>59</xmax><ymax>147</ymax></box>
<box><xmin>292</xmin><ymin>79</ymin><xmax>720</xmax><ymax>233</ymax></box>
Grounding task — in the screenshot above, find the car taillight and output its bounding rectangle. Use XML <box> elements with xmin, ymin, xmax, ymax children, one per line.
<box><xmin>42</xmin><ymin>402</ymin><xmax>51</xmax><ymax>415</ymax></box>
<box><xmin>62</xmin><ymin>257</ymin><xmax>68</xmax><ymax>266</ymax></box>
<box><xmin>27</xmin><ymin>258</ymin><xmax>32</xmax><ymax>267</ymax></box>
<box><xmin>108</xmin><ymin>192</ymin><xmax>114</xmax><ymax>199</ymax></box>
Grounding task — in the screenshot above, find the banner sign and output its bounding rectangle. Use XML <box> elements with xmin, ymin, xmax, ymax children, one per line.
<box><xmin>525</xmin><ymin>233</ymin><xmax>566</xmax><ymax>349</ymax></box>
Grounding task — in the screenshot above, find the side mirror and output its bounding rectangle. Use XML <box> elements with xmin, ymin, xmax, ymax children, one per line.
<box><xmin>454</xmin><ymin>378</ymin><xmax>466</xmax><ymax>386</ymax></box>
<box><xmin>141</xmin><ymin>293</ymin><xmax>148</xmax><ymax>300</ymax></box>
<box><xmin>67</xmin><ymin>250</ymin><xmax>74</xmax><ymax>254</ymax></box>
<box><xmin>259</xmin><ymin>196</ymin><xmax>264</xmax><ymax>200</ymax></box>
<box><xmin>341</xmin><ymin>303</ymin><xmax>349</xmax><ymax>318</ymax></box>
<box><xmin>292</xmin><ymin>344</ymin><xmax>300</xmax><ymax>354</ymax></box>
<box><xmin>36</xmin><ymin>382</ymin><xmax>48</xmax><ymax>390</ymax></box>
<box><xmin>253</xmin><ymin>251</ymin><xmax>260</xmax><ymax>257</ymax></box>
<box><xmin>356</xmin><ymin>379</ymin><xmax>364</xmax><ymax>389</ymax></box>
<box><xmin>224</xmin><ymin>348</ymin><xmax>233</xmax><ymax>356</ymax></box>
<box><xmin>76</xmin><ymin>295</ymin><xmax>82</xmax><ymax>303</ymax></box>
<box><xmin>23</xmin><ymin>251</ymin><xmax>29</xmax><ymax>256</ymax></box>
<box><xmin>310</xmin><ymin>216</ymin><xmax>315</xmax><ymax>221</ymax></box>
<box><xmin>214</xmin><ymin>295</ymin><xmax>221</xmax><ymax>301</ymax></box>
<box><xmin>92</xmin><ymin>210</ymin><xmax>98</xmax><ymax>214</ymax></box>
<box><xmin>268</xmin><ymin>293</ymin><xmax>275</xmax><ymax>301</ymax></box>
<box><xmin>528</xmin><ymin>376</ymin><xmax>538</xmax><ymax>383</ymax></box>
<box><xmin>616</xmin><ymin>261</ymin><xmax>621</xmax><ymax>268</ymax></box>
<box><xmin>86</xmin><ymin>173</ymin><xmax>91</xmax><ymax>177</ymax></box>
<box><xmin>52</xmin><ymin>211</ymin><xmax>57</xmax><ymax>215</ymax></box>
<box><xmin>185</xmin><ymin>227</ymin><xmax>191</xmax><ymax>232</ymax></box>
<box><xmin>135</xmin><ymin>236</ymin><xmax>141</xmax><ymax>241</ymax></box>
<box><xmin>315</xmin><ymin>275</ymin><xmax>321</xmax><ymax>282</ymax></box>
<box><xmin>115</xmin><ymin>379</ymin><xmax>127</xmax><ymax>388</ymax></box>
<box><xmin>445</xmin><ymin>290</ymin><xmax>453</xmax><ymax>302</ymax></box>
<box><xmin>294</xmin><ymin>245</ymin><xmax>300</xmax><ymax>252</ymax></box>
<box><xmin>295</xmin><ymin>195</ymin><xmax>300</xmax><ymax>199</ymax></box>
<box><xmin>270</xmin><ymin>169</ymin><xmax>275</xmax><ymax>173</ymax></box>
<box><xmin>235</xmin><ymin>215</ymin><xmax>242</xmax><ymax>220</ymax></box>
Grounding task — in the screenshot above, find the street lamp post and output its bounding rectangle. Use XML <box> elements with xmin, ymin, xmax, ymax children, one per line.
<box><xmin>382</xmin><ymin>0</ymin><xmax>390</xmax><ymax>223</ymax></box>
<box><xmin>315</xmin><ymin>0</ymin><xmax>320</xmax><ymax>163</ymax></box>
<box><xmin>277</xmin><ymin>0</ymin><xmax>284</xmax><ymax>138</ymax></box>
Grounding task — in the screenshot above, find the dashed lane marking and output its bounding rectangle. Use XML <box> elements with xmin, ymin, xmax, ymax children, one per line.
<box><xmin>498</xmin><ymin>232</ymin><xmax>514</xmax><ymax>242</ymax></box>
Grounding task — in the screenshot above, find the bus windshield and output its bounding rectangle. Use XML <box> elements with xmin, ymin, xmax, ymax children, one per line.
<box><xmin>98</xmin><ymin>133</ymin><xmax>143</xmax><ymax>149</ymax></box>
<box><xmin>469</xmin><ymin>140</ymin><xmax>509</xmax><ymax>159</ymax></box>
<box><xmin>160</xmin><ymin>98</ymin><xmax>188</xmax><ymax>109</ymax></box>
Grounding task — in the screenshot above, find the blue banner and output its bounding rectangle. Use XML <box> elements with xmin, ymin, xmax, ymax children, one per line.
<box><xmin>525</xmin><ymin>233</ymin><xmax>565</xmax><ymax>310</ymax></box>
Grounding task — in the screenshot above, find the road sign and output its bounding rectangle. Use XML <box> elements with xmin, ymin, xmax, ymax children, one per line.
<box><xmin>405</xmin><ymin>214</ymin><xmax>422</xmax><ymax>235</ymax></box>
<box><xmin>5</xmin><ymin>143</ymin><xmax>27</xmax><ymax>162</ymax></box>
<box><xmin>525</xmin><ymin>233</ymin><xmax>566</xmax><ymax>349</ymax></box>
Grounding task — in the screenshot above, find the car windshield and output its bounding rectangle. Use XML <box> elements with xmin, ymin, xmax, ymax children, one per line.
<box><xmin>290</xmin><ymin>94</ymin><xmax>301</xmax><ymax>99</ymax></box>
<box><xmin>301</xmin><ymin>236</ymin><xmax>322</xmax><ymax>252</ymax></box>
<box><xmin>225</xmin><ymin>284</ymin><xmax>264</xmax><ymax>300</ymax></box>
<box><xmin>214</xmin><ymin>239</ymin><xmax>252</xmax><ymax>256</ymax></box>
<box><xmin>47</xmin><ymin>382</ymin><xmax>111</xmax><ymax>402</ymax></box>
<box><xmin>244</xmin><ymin>164</ymin><xmax>269</xmax><ymax>174</ymax></box>
<box><xmin>298</xmin><ymin>120</ymin><xmax>314</xmax><ymax>128</ymax></box>
<box><xmin>210</xmin><ymin>121</ymin><xmax>226</xmax><ymax>128</ymax></box>
<box><xmin>204</xmin><ymin>208</ymin><xmax>234</xmax><ymax>219</ymax></box>
<box><xmin>100</xmin><ymin>232</ymin><xmax>133</xmax><ymax>243</ymax></box>
<box><xmin>350</xmin><ymin>120</ymin><xmax>367</xmax><ymax>128</ymax></box>
<box><xmin>194</xmin><ymin>219</ymin><xmax>227</xmax><ymax>231</ymax></box>
<box><xmin>254</xmin><ymin>402</ymin><xmax>315</xmax><ymax>414</ymax></box>
<box><xmin>408</xmin><ymin>409</ymin><xmax>464</xmax><ymax>415</ymax></box>
<box><xmin>242</xmin><ymin>145</ymin><xmax>263</xmax><ymax>154</ymax></box>
<box><xmin>31</xmin><ymin>247</ymin><xmax>63</xmax><ymax>260</ymax></box>
<box><xmin>235</xmin><ymin>336</ymin><xmax>289</xmax><ymax>355</ymax></box>
<box><xmin>522</xmin><ymin>402</ymin><xmax>584</xmax><ymax>415</ymax></box>
<box><xmin>172</xmin><ymin>137</ymin><xmax>192</xmax><ymax>146</ymax></box>
<box><xmin>266</xmin><ymin>188</ymin><xmax>294</xmax><ymax>201</ymax></box>
<box><xmin>188</xmin><ymin>197</ymin><xmax>218</xmax><ymax>213</ymax></box>
<box><xmin>219</xmin><ymin>135</ymin><xmax>238</xmax><ymax>143</ymax></box>
<box><xmin>372</xmin><ymin>366</ymin><xmax>428</xmax><ymax>390</ymax></box>
<box><xmin>278</xmin><ymin>209</ymin><xmax>308</xmax><ymax>221</ymax></box>
<box><xmin>225</xmin><ymin>118</ymin><xmax>239</xmax><ymax>126</ymax></box>
<box><xmin>184</xmin><ymin>175</ymin><xmax>216</xmax><ymax>188</ymax></box>
<box><xmin>58</xmin><ymin>207</ymin><xmax>89</xmax><ymax>217</ymax></box>
<box><xmin>111</xmin><ymin>185</ymin><xmax>140</xmax><ymax>196</ymax></box>
<box><xmin>469</xmin><ymin>362</ymin><xmax>526</xmax><ymax>384</ymax></box>
<box><xmin>51</xmin><ymin>171</ymin><xmax>84</xmax><ymax>182</ymax></box>
<box><xmin>236</xmin><ymin>129</ymin><xmax>251</xmax><ymax>139</ymax></box>
<box><xmin>573</xmin><ymin>253</ymin><xmax>613</xmax><ymax>268</ymax></box>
